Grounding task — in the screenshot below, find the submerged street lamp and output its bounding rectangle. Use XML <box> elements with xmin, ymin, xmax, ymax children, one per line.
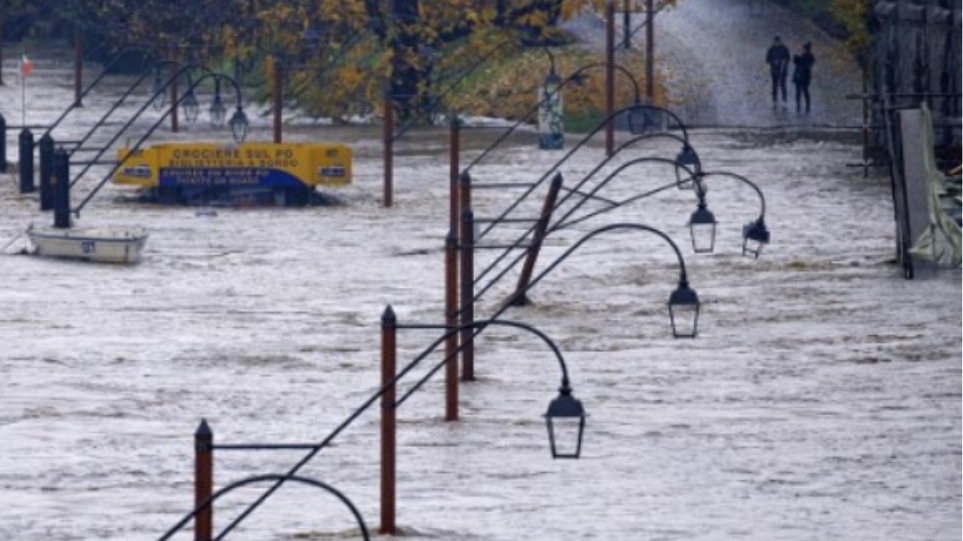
<box><xmin>544</xmin><ymin>384</ymin><xmax>586</xmax><ymax>459</ymax></box>
<box><xmin>209</xmin><ymin>79</ymin><xmax>227</xmax><ymax>128</ymax></box>
<box><xmin>742</xmin><ymin>218</ymin><xmax>771</xmax><ymax>259</ymax></box>
<box><xmin>229</xmin><ymin>106</ymin><xmax>249</xmax><ymax>143</ymax></box>
<box><xmin>688</xmin><ymin>198</ymin><xmax>718</xmax><ymax>254</ymax></box>
<box><xmin>675</xmin><ymin>143</ymin><xmax>702</xmax><ymax>189</ymax></box>
<box><xmin>668</xmin><ymin>279</ymin><xmax>701</xmax><ymax>339</ymax></box>
<box><xmin>181</xmin><ymin>74</ymin><xmax>201</xmax><ymax>125</ymax></box>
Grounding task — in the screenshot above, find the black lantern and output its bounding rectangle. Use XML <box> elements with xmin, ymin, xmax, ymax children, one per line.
<box><xmin>150</xmin><ymin>71</ymin><xmax>166</xmax><ymax>111</ymax></box>
<box><xmin>182</xmin><ymin>84</ymin><xmax>201</xmax><ymax>125</ymax></box>
<box><xmin>210</xmin><ymin>81</ymin><xmax>227</xmax><ymax>129</ymax></box>
<box><xmin>628</xmin><ymin>103</ymin><xmax>665</xmax><ymax>136</ymax></box>
<box><xmin>668</xmin><ymin>280</ymin><xmax>701</xmax><ymax>338</ymax></box>
<box><xmin>742</xmin><ymin>218</ymin><xmax>771</xmax><ymax>259</ymax></box>
<box><xmin>544</xmin><ymin>384</ymin><xmax>586</xmax><ymax>459</ymax></box>
<box><xmin>675</xmin><ymin>144</ymin><xmax>701</xmax><ymax>189</ymax></box>
<box><xmin>229</xmin><ymin>107</ymin><xmax>249</xmax><ymax>143</ymax></box>
<box><xmin>688</xmin><ymin>201</ymin><xmax>717</xmax><ymax>254</ymax></box>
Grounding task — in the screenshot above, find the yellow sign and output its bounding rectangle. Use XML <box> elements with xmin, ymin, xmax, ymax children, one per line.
<box><xmin>114</xmin><ymin>142</ymin><xmax>352</xmax><ymax>189</ymax></box>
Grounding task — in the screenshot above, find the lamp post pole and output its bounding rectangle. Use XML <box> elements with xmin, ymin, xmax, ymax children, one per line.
<box><xmin>380</xmin><ymin>307</ymin><xmax>398</xmax><ymax>536</ymax></box>
<box><xmin>170</xmin><ymin>60</ymin><xmax>180</xmax><ymax>133</ymax></box>
<box><xmin>606</xmin><ymin>1</ymin><xmax>616</xmax><ymax>157</ymax></box>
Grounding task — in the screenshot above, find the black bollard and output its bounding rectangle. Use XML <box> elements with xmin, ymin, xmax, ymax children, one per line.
<box><xmin>18</xmin><ymin>128</ymin><xmax>35</xmax><ymax>193</ymax></box>
<box><xmin>0</xmin><ymin>113</ymin><xmax>7</xmax><ymax>173</ymax></box>
<box><xmin>39</xmin><ymin>134</ymin><xmax>55</xmax><ymax>211</ymax></box>
<box><xmin>53</xmin><ymin>147</ymin><xmax>71</xmax><ymax>229</ymax></box>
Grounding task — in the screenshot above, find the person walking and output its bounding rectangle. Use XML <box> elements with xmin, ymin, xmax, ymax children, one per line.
<box><xmin>792</xmin><ymin>42</ymin><xmax>815</xmax><ymax>113</ymax></box>
<box><xmin>765</xmin><ymin>36</ymin><xmax>791</xmax><ymax>108</ymax></box>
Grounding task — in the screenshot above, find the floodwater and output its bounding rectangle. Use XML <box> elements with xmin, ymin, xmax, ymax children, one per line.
<box><xmin>0</xmin><ymin>61</ymin><xmax>960</xmax><ymax>541</ymax></box>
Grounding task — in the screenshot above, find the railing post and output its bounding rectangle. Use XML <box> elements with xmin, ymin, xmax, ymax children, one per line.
<box><xmin>510</xmin><ymin>173</ymin><xmax>563</xmax><ymax>306</ymax></box>
<box><xmin>74</xmin><ymin>22</ymin><xmax>83</xmax><ymax>108</ymax></box>
<box><xmin>53</xmin><ymin>147</ymin><xmax>71</xmax><ymax>229</ymax></box>
<box><xmin>19</xmin><ymin>128</ymin><xmax>35</xmax><ymax>194</ymax></box>
<box><xmin>459</xmin><ymin>176</ymin><xmax>475</xmax><ymax>381</ymax></box>
<box><xmin>380</xmin><ymin>306</ymin><xmax>398</xmax><ymax>536</ymax></box>
<box><xmin>383</xmin><ymin>94</ymin><xmax>394</xmax><ymax>208</ymax></box>
<box><xmin>194</xmin><ymin>420</ymin><xmax>214</xmax><ymax>541</ymax></box>
<box><xmin>38</xmin><ymin>133</ymin><xmax>54</xmax><ymax>211</ymax></box>
<box><xmin>444</xmin><ymin>231</ymin><xmax>459</xmax><ymax>422</ymax></box>
<box><xmin>0</xmin><ymin>113</ymin><xmax>7</xmax><ymax>173</ymax></box>
<box><xmin>605</xmin><ymin>1</ymin><xmax>616</xmax><ymax>158</ymax></box>
<box><xmin>273</xmin><ymin>56</ymin><xmax>283</xmax><ymax>144</ymax></box>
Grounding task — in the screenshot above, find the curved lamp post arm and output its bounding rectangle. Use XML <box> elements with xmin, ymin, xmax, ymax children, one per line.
<box><xmin>199</xmin><ymin>306</ymin><xmax>581</xmax><ymax>540</ymax></box>
<box><xmin>393</xmin><ymin>319</ymin><xmax>574</xmax><ymax>408</ymax></box>
<box><xmin>472</xmin><ymin>156</ymin><xmax>697</xmax><ymax>301</ymax></box>
<box><xmin>527</xmin><ymin>222</ymin><xmax>691</xmax><ymax>295</ymax></box>
<box><xmin>548</xmin><ymin>156</ymin><xmax>697</xmax><ymax>232</ymax></box>
<box><xmin>73</xmin><ymin>71</ymin><xmax>244</xmax><ymax>215</ymax></box>
<box><xmin>472</xmin><ymin>132</ymin><xmax>698</xmax><ymax>288</ymax></box>
<box><xmin>42</xmin><ymin>49</ymin><xmax>154</xmax><ymax>138</ymax></box>
<box><xmin>158</xmin><ymin>475</ymin><xmax>371</xmax><ymax>541</ymax></box>
<box><xmin>699</xmin><ymin>170</ymin><xmax>767</xmax><ymax>219</ymax></box>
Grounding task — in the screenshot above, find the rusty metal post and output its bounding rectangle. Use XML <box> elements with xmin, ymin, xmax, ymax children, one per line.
<box><xmin>605</xmin><ymin>1</ymin><xmax>616</xmax><ymax>157</ymax></box>
<box><xmin>510</xmin><ymin>173</ymin><xmax>563</xmax><ymax>306</ymax></box>
<box><xmin>380</xmin><ymin>306</ymin><xmax>398</xmax><ymax>536</ymax></box>
<box><xmin>445</xmin><ymin>115</ymin><xmax>461</xmax><ymax>420</ymax></box>
<box><xmin>383</xmin><ymin>94</ymin><xmax>394</xmax><ymax>208</ymax></box>
<box><xmin>459</xmin><ymin>173</ymin><xmax>475</xmax><ymax>381</ymax></box>
<box><xmin>170</xmin><ymin>63</ymin><xmax>180</xmax><ymax>133</ymax></box>
<box><xmin>194</xmin><ymin>420</ymin><xmax>213</xmax><ymax>541</ymax></box>
<box><xmin>645</xmin><ymin>0</ymin><xmax>655</xmax><ymax>103</ymax></box>
<box><xmin>273</xmin><ymin>57</ymin><xmax>283</xmax><ymax>144</ymax></box>
<box><xmin>74</xmin><ymin>23</ymin><xmax>83</xmax><ymax>107</ymax></box>
<box><xmin>444</xmin><ymin>231</ymin><xmax>459</xmax><ymax>421</ymax></box>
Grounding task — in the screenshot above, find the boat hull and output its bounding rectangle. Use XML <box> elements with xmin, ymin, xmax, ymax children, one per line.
<box><xmin>27</xmin><ymin>227</ymin><xmax>149</xmax><ymax>264</ymax></box>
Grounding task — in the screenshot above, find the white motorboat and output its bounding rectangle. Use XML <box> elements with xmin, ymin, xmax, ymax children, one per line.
<box><xmin>26</xmin><ymin>225</ymin><xmax>149</xmax><ymax>264</ymax></box>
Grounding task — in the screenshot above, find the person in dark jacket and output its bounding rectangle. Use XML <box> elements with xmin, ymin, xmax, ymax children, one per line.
<box><xmin>765</xmin><ymin>36</ymin><xmax>791</xmax><ymax>107</ymax></box>
<box><xmin>792</xmin><ymin>42</ymin><xmax>816</xmax><ymax>113</ymax></box>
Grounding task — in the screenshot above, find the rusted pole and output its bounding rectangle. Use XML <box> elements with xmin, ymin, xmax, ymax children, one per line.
<box><xmin>510</xmin><ymin>173</ymin><xmax>563</xmax><ymax>306</ymax></box>
<box><xmin>383</xmin><ymin>94</ymin><xmax>394</xmax><ymax>208</ymax></box>
<box><xmin>605</xmin><ymin>1</ymin><xmax>616</xmax><ymax>157</ymax></box>
<box><xmin>445</xmin><ymin>116</ymin><xmax>460</xmax><ymax>421</ymax></box>
<box><xmin>273</xmin><ymin>57</ymin><xmax>283</xmax><ymax>144</ymax></box>
<box><xmin>380</xmin><ymin>306</ymin><xmax>398</xmax><ymax>536</ymax></box>
<box><xmin>74</xmin><ymin>23</ymin><xmax>83</xmax><ymax>107</ymax></box>
<box><xmin>645</xmin><ymin>0</ymin><xmax>655</xmax><ymax>103</ymax></box>
<box><xmin>170</xmin><ymin>62</ymin><xmax>179</xmax><ymax>133</ymax></box>
<box><xmin>194</xmin><ymin>420</ymin><xmax>213</xmax><ymax>541</ymax></box>
<box><xmin>459</xmin><ymin>173</ymin><xmax>475</xmax><ymax>381</ymax></box>
<box><xmin>444</xmin><ymin>232</ymin><xmax>459</xmax><ymax>421</ymax></box>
